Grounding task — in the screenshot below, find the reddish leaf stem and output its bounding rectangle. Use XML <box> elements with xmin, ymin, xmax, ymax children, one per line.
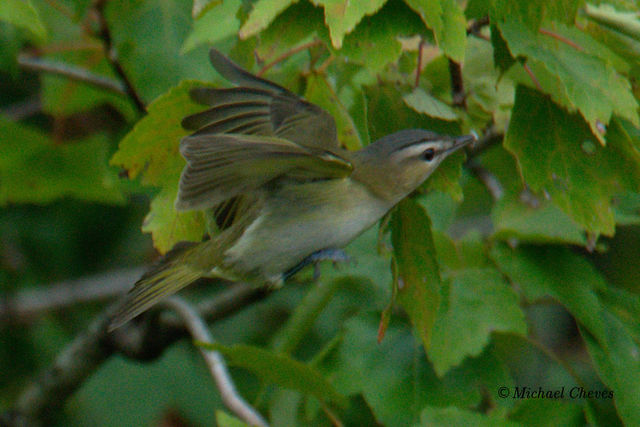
<box><xmin>523</xmin><ymin>62</ymin><xmax>543</xmax><ymax>91</ymax></box>
<box><xmin>539</xmin><ymin>28</ymin><xmax>584</xmax><ymax>51</ymax></box>
<box><xmin>257</xmin><ymin>39</ymin><xmax>323</xmax><ymax>77</ymax></box>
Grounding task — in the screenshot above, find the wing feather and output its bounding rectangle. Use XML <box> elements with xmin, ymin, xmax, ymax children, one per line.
<box><xmin>181</xmin><ymin>49</ymin><xmax>340</xmax><ymax>150</ymax></box>
<box><xmin>175</xmin><ymin>134</ymin><xmax>352</xmax><ymax>212</ymax></box>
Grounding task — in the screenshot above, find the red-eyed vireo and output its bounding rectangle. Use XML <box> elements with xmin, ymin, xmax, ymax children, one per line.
<box><xmin>109</xmin><ymin>49</ymin><xmax>476</xmax><ymax>329</ymax></box>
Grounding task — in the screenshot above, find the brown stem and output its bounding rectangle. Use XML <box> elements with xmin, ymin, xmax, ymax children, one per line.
<box><xmin>467</xmin><ymin>16</ymin><xmax>490</xmax><ymax>35</ymax></box>
<box><xmin>466</xmin><ymin>160</ymin><xmax>504</xmax><ymax>201</ymax></box>
<box><xmin>92</xmin><ymin>0</ymin><xmax>146</xmax><ymax>113</ymax></box>
<box><xmin>17</xmin><ymin>54</ymin><xmax>127</xmax><ymax>95</ymax></box>
<box><xmin>448</xmin><ymin>59</ymin><xmax>466</xmax><ymax>107</ymax></box>
<box><xmin>523</xmin><ymin>62</ymin><xmax>542</xmax><ymax>91</ymax></box>
<box><xmin>257</xmin><ymin>40</ymin><xmax>323</xmax><ymax>77</ymax></box>
<box><xmin>415</xmin><ymin>39</ymin><xmax>425</xmax><ymax>88</ymax></box>
<box><xmin>539</xmin><ymin>28</ymin><xmax>583</xmax><ymax>51</ymax></box>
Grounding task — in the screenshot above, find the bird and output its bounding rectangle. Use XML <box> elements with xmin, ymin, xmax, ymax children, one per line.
<box><xmin>109</xmin><ymin>49</ymin><xmax>475</xmax><ymax>330</ymax></box>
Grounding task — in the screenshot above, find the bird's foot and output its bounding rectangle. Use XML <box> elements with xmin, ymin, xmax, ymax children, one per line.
<box><xmin>284</xmin><ymin>248</ymin><xmax>352</xmax><ymax>281</ymax></box>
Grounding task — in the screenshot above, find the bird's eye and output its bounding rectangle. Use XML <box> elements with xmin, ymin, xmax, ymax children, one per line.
<box><xmin>422</xmin><ymin>148</ymin><xmax>435</xmax><ymax>162</ymax></box>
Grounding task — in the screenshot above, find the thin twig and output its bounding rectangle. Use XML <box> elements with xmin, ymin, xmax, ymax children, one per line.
<box><xmin>0</xmin><ymin>267</ymin><xmax>145</xmax><ymax>323</ymax></box>
<box><xmin>466</xmin><ymin>160</ymin><xmax>504</xmax><ymax>201</ymax></box>
<box><xmin>0</xmin><ymin>96</ymin><xmax>42</xmax><ymax>121</ymax></box>
<box><xmin>539</xmin><ymin>28</ymin><xmax>583</xmax><ymax>51</ymax></box>
<box><xmin>523</xmin><ymin>62</ymin><xmax>542</xmax><ymax>91</ymax></box>
<box><xmin>315</xmin><ymin>54</ymin><xmax>335</xmax><ymax>74</ymax></box>
<box><xmin>17</xmin><ymin>54</ymin><xmax>127</xmax><ymax>95</ymax></box>
<box><xmin>257</xmin><ymin>40</ymin><xmax>323</xmax><ymax>77</ymax></box>
<box><xmin>448</xmin><ymin>59</ymin><xmax>465</xmax><ymax>106</ymax></box>
<box><xmin>467</xmin><ymin>16</ymin><xmax>490</xmax><ymax>36</ymax></box>
<box><xmin>465</xmin><ymin>125</ymin><xmax>503</xmax><ymax>158</ymax></box>
<box><xmin>3</xmin><ymin>282</ymin><xmax>269</xmax><ymax>426</ymax></box>
<box><xmin>92</xmin><ymin>0</ymin><xmax>146</xmax><ymax>113</ymax></box>
<box><xmin>162</xmin><ymin>297</ymin><xmax>269</xmax><ymax>427</ymax></box>
<box><xmin>415</xmin><ymin>38</ymin><xmax>425</xmax><ymax>88</ymax></box>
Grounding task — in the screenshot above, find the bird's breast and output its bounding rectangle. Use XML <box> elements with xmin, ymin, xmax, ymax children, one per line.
<box><xmin>221</xmin><ymin>178</ymin><xmax>390</xmax><ymax>282</ymax></box>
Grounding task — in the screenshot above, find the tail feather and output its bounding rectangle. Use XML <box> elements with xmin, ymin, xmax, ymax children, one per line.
<box><xmin>109</xmin><ymin>244</ymin><xmax>203</xmax><ymax>331</ymax></box>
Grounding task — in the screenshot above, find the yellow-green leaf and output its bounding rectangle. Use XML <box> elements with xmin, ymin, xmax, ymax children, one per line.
<box><xmin>504</xmin><ymin>86</ymin><xmax>640</xmax><ymax>237</ymax></box>
<box><xmin>0</xmin><ymin>0</ymin><xmax>47</xmax><ymax>42</ymax></box>
<box><xmin>403</xmin><ymin>0</ymin><xmax>467</xmax><ymax>62</ymax></box>
<box><xmin>0</xmin><ymin>118</ymin><xmax>123</xmax><ymax>205</ymax></box>
<box><xmin>111</xmin><ymin>81</ymin><xmax>210</xmax><ymax>252</ymax></box>
<box><xmin>239</xmin><ymin>0</ymin><xmax>298</xmax><ymax>40</ymax></box>
<box><xmin>391</xmin><ymin>198</ymin><xmax>442</xmax><ymax>349</ymax></box>
<box><xmin>311</xmin><ymin>0</ymin><xmax>388</xmax><ymax>49</ymax></box>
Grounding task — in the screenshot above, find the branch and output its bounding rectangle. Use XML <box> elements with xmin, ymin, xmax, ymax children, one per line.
<box><xmin>17</xmin><ymin>54</ymin><xmax>127</xmax><ymax>95</ymax></box>
<box><xmin>257</xmin><ymin>40</ymin><xmax>323</xmax><ymax>77</ymax></box>
<box><xmin>92</xmin><ymin>0</ymin><xmax>146</xmax><ymax>113</ymax></box>
<box><xmin>448</xmin><ymin>59</ymin><xmax>465</xmax><ymax>107</ymax></box>
<box><xmin>466</xmin><ymin>125</ymin><xmax>503</xmax><ymax>159</ymax></box>
<box><xmin>467</xmin><ymin>16</ymin><xmax>490</xmax><ymax>36</ymax></box>
<box><xmin>464</xmin><ymin>126</ymin><xmax>505</xmax><ymax>201</ymax></box>
<box><xmin>0</xmin><ymin>96</ymin><xmax>42</xmax><ymax>121</ymax></box>
<box><xmin>0</xmin><ymin>267</ymin><xmax>145</xmax><ymax>323</ymax></box>
<box><xmin>3</xmin><ymin>281</ymin><xmax>269</xmax><ymax>426</ymax></box>
<box><xmin>466</xmin><ymin>160</ymin><xmax>504</xmax><ymax>201</ymax></box>
<box><xmin>162</xmin><ymin>297</ymin><xmax>269</xmax><ymax>427</ymax></box>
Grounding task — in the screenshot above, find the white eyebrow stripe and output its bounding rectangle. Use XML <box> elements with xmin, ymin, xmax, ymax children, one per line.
<box><xmin>394</xmin><ymin>141</ymin><xmax>438</xmax><ymax>159</ymax></box>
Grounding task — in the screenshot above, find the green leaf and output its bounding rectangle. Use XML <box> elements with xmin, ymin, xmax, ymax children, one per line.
<box><xmin>417</xmin><ymin>406</ymin><xmax>521</xmax><ymax>427</ymax></box>
<box><xmin>0</xmin><ymin>118</ymin><xmax>123</xmax><ymax>204</ymax></box>
<box><xmin>339</xmin><ymin>1</ymin><xmax>424</xmax><ymax>73</ymax></box>
<box><xmin>491</xmin><ymin>244</ymin><xmax>640</xmax><ymax>426</ymax></box>
<box><xmin>111</xmin><ymin>81</ymin><xmax>205</xmax><ymax>185</ymax></box>
<box><xmin>182</xmin><ymin>0</ymin><xmax>241</xmax><ymax>53</ymax></box>
<box><xmin>198</xmin><ymin>342</ymin><xmax>347</xmax><ymax>407</ymax></box>
<box><xmin>0</xmin><ymin>118</ymin><xmax>124</xmax><ymax>205</ymax></box>
<box><xmin>614</xmin><ymin>192</ymin><xmax>640</xmax><ymax>225</ymax></box>
<box><xmin>584</xmin><ymin>3</ymin><xmax>640</xmax><ymax>41</ymax></box>
<box><xmin>404</xmin><ymin>88</ymin><xmax>459</xmax><ymax>121</ymax></box>
<box><xmin>105</xmin><ymin>0</ymin><xmax>213</xmax><ymax>102</ymax></box>
<box><xmin>0</xmin><ymin>0</ymin><xmax>47</xmax><ymax>42</ymax></box>
<box><xmin>463</xmin><ymin>36</ymin><xmax>515</xmax><ymax>132</ymax></box>
<box><xmin>324</xmin><ymin>314</ymin><xmax>512</xmax><ymax>426</ymax></box>
<box><xmin>305</xmin><ymin>72</ymin><xmax>362</xmax><ymax>149</ymax></box>
<box><xmin>192</xmin><ymin>0</ymin><xmax>222</xmax><ymax>19</ymax></box>
<box><xmin>310</xmin><ymin>0</ymin><xmax>388</xmax><ymax>49</ymax></box>
<box><xmin>142</xmin><ymin>184</ymin><xmax>205</xmax><ymax>254</ymax></box>
<box><xmin>491</xmin><ymin>195</ymin><xmax>587</xmax><ymax>246</ymax></box>
<box><xmin>581</xmin><ymin>318</ymin><xmax>640</xmax><ymax>427</ymax></box>
<box><xmin>0</xmin><ymin>22</ymin><xmax>22</xmax><ymax>75</ymax></box>
<box><xmin>111</xmin><ymin>81</ymin><xmax>209</xmax><ymax>252</ymax></box>
<box><xmin>429</xmin><ymin>268</ymin><xmax>527</xmax><ymax>376</ymax></box>
<box><xmin>239</xmin><ymin>0</ymin><xmax>296</xmax><ymax>39</ymax></box>
<box><xmin>504</xmin><ymin>86</ymin><xmax>640</xmax><ymax>237</ymax></box>
<box><xmin>391</xmin><ymin>198</ymin><xmax>442</xmax><ymax>350</ymax></box>
<box><xmin>508</xmin><ymin>399</ymin><xmax>585</xmax><ymax>427</ymax></box>
<box><xmin>215</xmin><ymin>410</ymin><xmax>250</xmax><ymax>427</ymax></box>
<box><xmin>490</xmin><ymin>0</ymin><xmax>581</xmax><ymax>32</ymax></box>
<box><xmin>497</xmin><ymin>21</ymin><xmax>639</xmax><ymax>143</ymax></box>
<box><xmin>255</xmin><ymin>1</ymin><xmax>326</xmax><ymax>62</ymax></box>
<box><xmin>403</xmin><ymin>0</ymin><xmax>467</xmax><ymax>62</ymax></box>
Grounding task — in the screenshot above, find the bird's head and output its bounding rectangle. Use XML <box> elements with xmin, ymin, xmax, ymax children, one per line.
<box><xmin>354</xmin><ymin>129</ymin><xmax>476</xmax><ymax>202</ymax></box>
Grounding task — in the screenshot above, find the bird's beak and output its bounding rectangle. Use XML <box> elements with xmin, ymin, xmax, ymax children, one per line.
<box><xmin>445</xmin><ymin>132</ymin><xmax>477</xmax><ymax>154</ymax></box>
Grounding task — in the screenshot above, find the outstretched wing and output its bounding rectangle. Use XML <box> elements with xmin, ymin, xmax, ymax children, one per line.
<box><xmin>182</xmin><ymin>49</ymin><xmax>340</xmax><ymax>150</ymax></box>
<box><xmin>175</xmin><ymin>133</ymin><xmax>352</xmax><ymax>212</ymax></box>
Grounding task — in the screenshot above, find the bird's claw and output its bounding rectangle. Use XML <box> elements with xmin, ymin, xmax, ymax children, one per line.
<box><xmin>283</xmin><ymin>248</ymin><xmax>353</xmax><ymax>281</ymax></box>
